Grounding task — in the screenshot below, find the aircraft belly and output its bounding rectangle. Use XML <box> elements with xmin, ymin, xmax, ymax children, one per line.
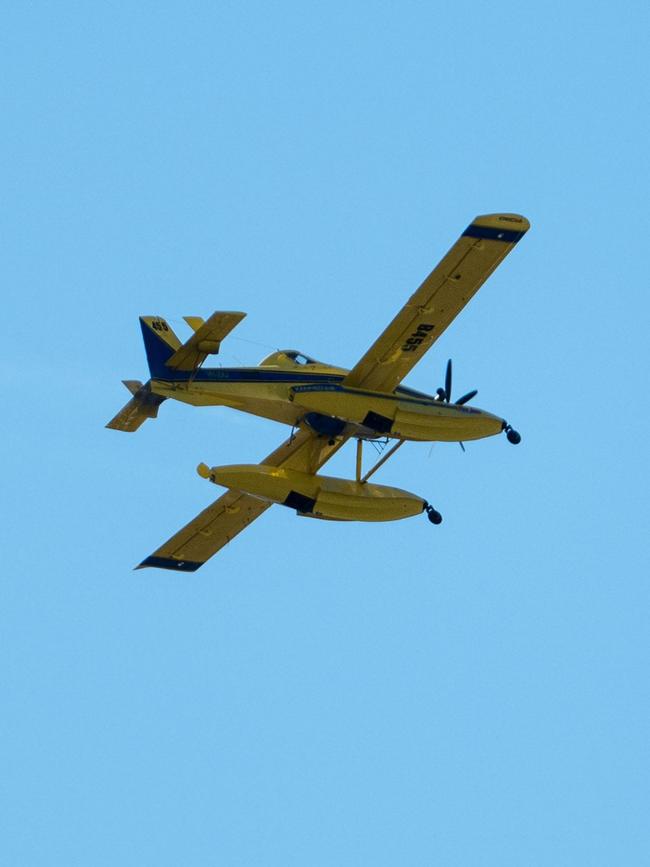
<box><xmin>151</xmin><ymin>380</ymin><xmax>302</xmax><ymax>425</ymax></box>
<box><xmin>292</xmin><ymin>388</ymin><xmax>384</xmax><ymax>421</ymax></box>
<box><xmin>291</xmin><ymin>387</ymin><xmax>502</xmax><ymax>442</ymax></box>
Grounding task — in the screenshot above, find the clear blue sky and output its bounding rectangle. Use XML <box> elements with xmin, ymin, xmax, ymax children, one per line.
<box><xmin>2</xmin><ymin>2</ymin><xmax>648</xmax><ymax>864</ymax></box>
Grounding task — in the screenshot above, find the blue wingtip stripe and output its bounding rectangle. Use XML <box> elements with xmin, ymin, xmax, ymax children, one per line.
<box><xmin>138</xmin><ymin>555</ymin><xmax>204</xmax><ymax>572</ymax></box>
<box><xmin>463</xmin><ymin>224</ymin><xmax>526</xmax><ymax>243</ymax></box>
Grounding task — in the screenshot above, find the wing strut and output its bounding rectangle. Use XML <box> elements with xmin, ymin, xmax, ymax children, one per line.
<box><xmin>360</xmin><ymin>439</ymin><xmax>405</xmax><ymax>484</ymax></box>
<box><xmin>355</xmin><ymin>439</ymin><xmax>363</xmax><ymax>482</ymax></box>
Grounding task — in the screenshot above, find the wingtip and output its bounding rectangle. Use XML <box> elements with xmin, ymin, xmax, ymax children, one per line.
<box><xmin>135</xmin><ymin>555</ymin><xmax>204</xmax><ymax>572</ymax></box>
<box><xmin>463</xmin><ymin>214</ymin><xmax>530</xmax><ymax>244</ymax></box>
<box><xmin>473</xmin><ymin>213</ymin><xmax>531</xmax><ymax>231</ymax></box>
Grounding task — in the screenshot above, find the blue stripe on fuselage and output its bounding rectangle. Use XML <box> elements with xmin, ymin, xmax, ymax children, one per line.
<box><xmin>291</xmin><ymin>382</ymin><xmax>467</xmax><ymax>410</ymax></box>
<box><xmin>154</xmin><ymin>367</ymin><xmax>344</xmax><ymax>385</ymax></box>
<box><xmin>151</xmin><ymin>366</ymin><xmax>456</xmax><ymax>408</ymax></box>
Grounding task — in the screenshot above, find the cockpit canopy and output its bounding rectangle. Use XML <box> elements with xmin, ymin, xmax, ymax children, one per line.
<box><xmin>259</xmin><ymin>349</ymin><xmax>320</xmax><ymax>368</ymax></box>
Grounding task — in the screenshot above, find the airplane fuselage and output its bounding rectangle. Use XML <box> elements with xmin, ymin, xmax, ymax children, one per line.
<box><xmin>149</xmin><ymin>360</ymin><xmax>505</xmax><ymax>443</ymax></box>
<box><xmin>108</xmin><ymin>211</ymin><xmax>530</xmax><ymax>570</ymax></box>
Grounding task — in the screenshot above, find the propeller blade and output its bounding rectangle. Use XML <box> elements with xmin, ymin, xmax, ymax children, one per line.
<box><xmin>455</xmin><ymin>389</ymin><xmax>478</xmax><ymax>406</ymax></box>
<box><xmin>445</xmin><ymin>359</ymin><xmax>452</xmax><ymax>403</ymax></box>
<box><xmin>459</xmin><ymin>441</ymin><xmax>466</xmax><ymax>452</ymax></box>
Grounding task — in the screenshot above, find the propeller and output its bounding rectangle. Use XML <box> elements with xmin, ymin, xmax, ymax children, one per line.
<box><xmin>436</xmin><ymin>359</ymin><xmax>478</xmax><ymax>406</ymax></box>
<box><xmin>455</xmin><ymin>388</ymin><xmax>478</xmax><ymax>406</ymax></box>
<box><xmin>445</xmin><ymin>358</ymin><xmax>451</xmax><ymax>403</ymax></box>
<box><xmin>436</xmin><ymin>359</ymin><xmax>478</xmax><ymax>452</ymax></box>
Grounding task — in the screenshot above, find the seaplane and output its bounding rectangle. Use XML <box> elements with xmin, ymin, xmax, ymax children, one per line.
<box><xmin>107</xmin><ymin>213</ymin><xmax>530</xmax><ymax>572</ymax></box>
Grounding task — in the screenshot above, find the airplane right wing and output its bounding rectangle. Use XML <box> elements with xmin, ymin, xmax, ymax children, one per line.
<box><xmin>137</xmin><ymin>428</ymin><xmax>348</xmax><ymax>572</ymax></box>
<box><xmin>343</xmin><ymin>214</ymin><xmax>530</xmax><ymax>394</ymax></box>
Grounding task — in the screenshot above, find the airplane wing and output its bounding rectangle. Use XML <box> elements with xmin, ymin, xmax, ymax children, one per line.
<box><xmin>343</xmin><ymin>213</ymin><xmax>530</xmax><ymax>394</ymax></box>
<box><xmin>137</xmin><ymin>428</ymin><xmax>348</xmax><ymax>572</ymax></box>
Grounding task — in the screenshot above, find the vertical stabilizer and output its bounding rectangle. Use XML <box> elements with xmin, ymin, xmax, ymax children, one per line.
<box><xmin>139</xmin><ymin>317</ymin><xmax>182</xmax><ymax>378</ymax></box>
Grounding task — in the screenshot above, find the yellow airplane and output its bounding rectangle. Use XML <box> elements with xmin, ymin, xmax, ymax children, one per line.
<box><xmin>107</xmin><ymin>213</ymin><xmax>530</xmax><ymax>571</ymax></box>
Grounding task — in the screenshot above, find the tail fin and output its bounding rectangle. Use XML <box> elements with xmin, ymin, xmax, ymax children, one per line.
<box><xmin>139</xmin><ymin>316</ymin><xmax>182</xmax><ymax>378</ymax></box>
<box><xmin>105</xmin><ymin>380</ymin><xmax>166</xmax><ymax>433</ymax></box>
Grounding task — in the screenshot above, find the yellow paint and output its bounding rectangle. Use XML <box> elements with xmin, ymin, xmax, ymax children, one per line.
<box><xmin>112</xmin><ymin>213</ymin><xmax>530</xmax><ymax>569</ymax></box>
<box><xmin>202</xmin><ymin>463</ymin><xmax>425</xmax><ymax>522</ymax></box>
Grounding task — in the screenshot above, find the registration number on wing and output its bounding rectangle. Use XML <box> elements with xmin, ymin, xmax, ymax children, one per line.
<box><xmin>402</xmin><ymin>323</ymin><xmax>434</xmax><ymax>352</ymax></box>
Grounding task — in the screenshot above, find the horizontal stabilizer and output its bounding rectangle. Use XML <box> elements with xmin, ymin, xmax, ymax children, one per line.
<box><xmin>165</xmin><ymin>311</ymin><xmax>246</xmax><ymax>371</ymax></box>
<box><xmin>122</xmin><ymin>379</ymin><xmax>144</xmax><ymax>395</ymax></box>
<box><xmin>105</xmin><ymin>381</ymin><xmax>166</xmax><ymax>433</ymax></box>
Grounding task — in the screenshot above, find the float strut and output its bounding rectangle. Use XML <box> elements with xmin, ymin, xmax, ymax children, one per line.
<box><xmin>356</xmin><ymin>438</ymin><xmax>363</xmax><ymax>482</ymax></box>
<box><xmin>360</xmin><ymin>439</ymin><xmax>406</xmax><ymax>484</ymax></box>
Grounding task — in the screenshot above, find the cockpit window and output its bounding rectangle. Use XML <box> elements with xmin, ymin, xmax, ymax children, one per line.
<box><xmin>258</xmin><ymin>349</ymin><xmax>321</xmax><ymax>368</ymax></box>
<box><xmin>283</xmin><ymin>350</ymin><xmax>316</xmax><ymax>365</ymax></box>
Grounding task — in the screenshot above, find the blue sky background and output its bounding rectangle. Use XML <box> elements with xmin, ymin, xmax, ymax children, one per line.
<box><xmin>2</xmin><ymin>2</ymin><xmax>649</xmax><ymax>864</ymax></box>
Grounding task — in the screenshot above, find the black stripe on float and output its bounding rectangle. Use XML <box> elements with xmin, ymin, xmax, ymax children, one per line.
<box><xmin>283</xmin><ymin>491</ymin><xmax>317</xmax><ymax>514</ymax></box>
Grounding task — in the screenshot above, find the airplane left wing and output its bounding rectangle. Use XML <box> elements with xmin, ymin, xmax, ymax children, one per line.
<box><xmin>137</xmin><ymin>428</ymin><xmax>348</xmax><ymax>572</ymax></box>
<box><xmin>343</xmin><ymin>213</ymin><xmax>530</xmax><ymax>394</ymax></box>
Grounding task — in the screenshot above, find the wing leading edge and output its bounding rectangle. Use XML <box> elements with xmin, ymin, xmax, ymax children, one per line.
<box><xmin>137</xmin><ymin>428</ymin><xmax>349</xmax><ymax>572</ymax></box>
<box><xmin>343</xmin><ymin>213</ymin><xmax>530</xmax><ymax>394</ymax></box>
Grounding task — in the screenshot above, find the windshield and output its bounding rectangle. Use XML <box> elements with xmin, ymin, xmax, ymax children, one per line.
<box><xmin>282</xmin><ymin>350</ymin><xmax>317</xmax><ymax>365</ymax></box>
